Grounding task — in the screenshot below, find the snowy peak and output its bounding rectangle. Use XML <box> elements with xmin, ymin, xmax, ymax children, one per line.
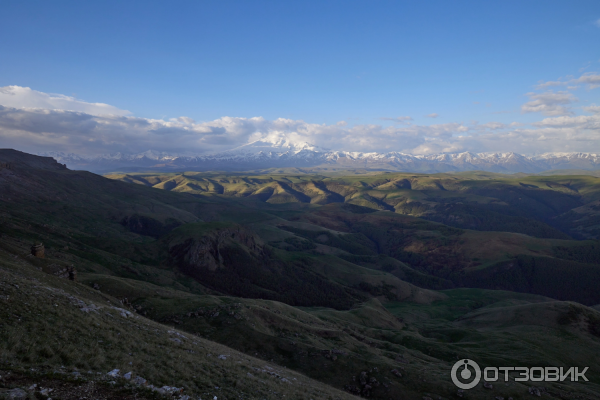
<box><xmin>42</xmin><ymin>149</ymin><xmax>600</xmax><ymax>174</ymax></box>
<box><xmin>224</xmin><ymin>139</ymin><xmax>327</xmax><ymax>155</ymax></box>
<box><xmin>535</xmin><ymin>152</ymin><xmax>600</xmax><ymax>161</ymax></box>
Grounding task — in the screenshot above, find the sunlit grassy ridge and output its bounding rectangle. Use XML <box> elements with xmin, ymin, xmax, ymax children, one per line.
<box><xmin>107</xmin><ymin>171</ymin><xmax>600</xmax><ymax>240</ymax></box>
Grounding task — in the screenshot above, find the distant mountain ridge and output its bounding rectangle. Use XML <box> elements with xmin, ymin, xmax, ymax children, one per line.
<box><xmin>40</xmin><ymin>140</ymin><xmax>600</xmax><ymax>173</ymax></box>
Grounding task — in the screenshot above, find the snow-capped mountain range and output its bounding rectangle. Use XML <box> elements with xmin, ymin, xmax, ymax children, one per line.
<box><xmin>41</xmin><ymin>140</ymin><xmax>600</xmax><ymax>174</ymax></box>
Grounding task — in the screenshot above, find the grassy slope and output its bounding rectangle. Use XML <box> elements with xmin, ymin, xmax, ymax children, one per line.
<box><xmin>5</xmin><ymin>152</ymin><xmax>596</xmax><ymax>305</ymax></box>
<box><xmin>385</xmin><ymin>290</ymin><xmax>600</xmax><ymax>398</ymax></box>
<box><xmin>77</xmin><ymin>267</ymin><xmax>600</xmax><ymax>400</ymax></box>
<box><xmin>279</xmin><ymin>205</ymin><xmax>600</xmax><ymax>305</ymax></box>
<box><xmin>0</xmin><ymin>246</ymin><xmax>357</xmax><ymax>400</ymax></box>
<box><xmin>3</xmin><ymin>237</ymin><xmax>596</xmax><ymax>399</ymax></box>
<box><xmin>3</xmin><ymin>151</ymin><xmax>600</xmax><ymax>399</ymax></box>
<box><xmin>106</xmin><ymin>171</ymin><xmax>600</xmax><ymax>239</ymax></box>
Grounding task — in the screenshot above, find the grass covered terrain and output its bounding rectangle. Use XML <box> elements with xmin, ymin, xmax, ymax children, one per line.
<box><xmin>1</xmin><ymin>149</ymin><xmax>600</xmax><ymax>399</ymax></box>
<box><xmin>107</xmin><ymin>170</ymin><xmax>600</xmax><ymax>239</ymax></box>
<box><xmin>0</xmin><ymin>244</ymin><xmax>357</xmax><ymax>400</ymax></box>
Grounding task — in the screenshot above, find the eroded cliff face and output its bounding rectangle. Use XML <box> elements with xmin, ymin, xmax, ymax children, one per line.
<box><xmin>169</xmin><ymin>226</ymin><xmax>266</xmax><ymax>272</ymax></box>
<box><xmin>167</xmin><ymin>226</ymin><xmax>365</xmax><ymax>309</ymax></box>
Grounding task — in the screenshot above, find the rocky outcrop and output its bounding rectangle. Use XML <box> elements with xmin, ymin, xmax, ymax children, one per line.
<box><xmin>43</xmin><ymin>263</ymin><xmax>77</xmax><ymax>281</ymax></box>
<box><xmin>30</xmin><ymin>243</ymin><xmax>44</xmax><ymax>258</ymax></box>
<box><xmin>168</xmin><ymin>224</ymin><xmax>363</xmax><ymax>309</ymax></box>
<box><xmin>170</xmin><ymin>226</ymin><xmax>265</xmax><ymax>272</ymax></box>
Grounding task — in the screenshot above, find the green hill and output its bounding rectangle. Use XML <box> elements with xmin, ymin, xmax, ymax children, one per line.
<box><xmin>106</xmin><ymin>170</ymin><xmax>600</xmax><ymax>240</ymax></box>
<box><xmin>2</xmin><ymin>150</ymin><xmax>600</xmax><ymax>399</ymax></box>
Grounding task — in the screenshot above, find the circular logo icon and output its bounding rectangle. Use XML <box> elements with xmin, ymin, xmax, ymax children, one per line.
<box><xmin>451</xmin><ymin>359</ymin><xmax>481</xmax><ymax>390</ymax></box>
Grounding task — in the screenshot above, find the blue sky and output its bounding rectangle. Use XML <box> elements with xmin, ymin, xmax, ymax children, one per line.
<box><xmin>0</xmin><ymin>0</ymin><xmax>599</xmax><ymax>155</ymax></box>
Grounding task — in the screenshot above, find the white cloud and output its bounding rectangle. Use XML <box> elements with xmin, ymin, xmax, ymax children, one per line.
<box><xmin>595</xmin><ymin>18</ymin><xmax>600</xmax><ymax>28</ymax></box>
<box><xmin>583</xmin><ymin>104</ymin><xmax>600</xmax><ymax>114</ymax></box>
<box><xmin>534</xmin><ymin>73</ymin><xmax>600</xmax><ymax>91</ymax></box>
<box><xmin>532</xmin><ymin>114</ymin><xmax>598</xmax><ymax>128</ymax></box>
<box><xmin>379</xmin><ymin>116</ymin><xmax>413</xmax><ymax>123</ymax></box>
<box><xmin>425</xmin><ymin>113</ymin><xmax>438</xmax><ymax>118</ymax></box>
<box><xmin>573</xmin><ymin>73</ymin><xmax>600</xmax><ymax>89</ymax></box>
<box><xmin>0</xmin><ymin>86</ymin><xmax>130</xmax><ymax>116</ymax></box>
<box><xmin>0</xmin><ymin>98</ymin><xmax>468</xmax><ymax>156</ymax></box>
<box><xmin>0</xmin><ymin>86</ymin><xmax>599</xmax><ymax>157</ymax></box>
<box><xmin>175</xmin><ymin>116</ymin><xmax>195</xmax><ymax>124</ymax></box>
<box><xmin>521</xmin><ymin>91</ymin><xmax>577</xmax><ymax>116</ymax></box>
<box><xmin>535</xmin><ymin>80</ymin><xmax>563</xmax><ymax>89</ymax></box>
<box><xmin>478</xmin><ymin>122</ymin><xmax>506</xmax><ymax>130</ymax></box>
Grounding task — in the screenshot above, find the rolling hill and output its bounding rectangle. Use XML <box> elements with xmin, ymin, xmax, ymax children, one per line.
<box><xmin>2</xmin><ymin>149</ymin><xmax>600</xmax><ymax>399</ymax></box>
<box><xmin>107</xmin><ymin>170</ymin><xmax>600</xmax><ymax>240</ymax></box>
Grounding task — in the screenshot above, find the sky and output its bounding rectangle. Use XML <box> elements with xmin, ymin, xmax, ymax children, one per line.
<box><xmin>0</xmin><ymin>0</ymin><xmax>599</xmax><ymax>156</ymax></box>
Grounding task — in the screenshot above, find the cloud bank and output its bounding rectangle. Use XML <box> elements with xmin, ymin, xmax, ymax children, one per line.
<box><xmin>521</xmin><ymin>91</ymin><xmax>577</xmax><ymax>116</ymax></box>
<box><xmin>536</xmin><ymin>73</ymin><xmax>600</xmax><ymax>91</ymax></box>
<box><xmin>0</xmin><ymin>82</ymin><xmax>599</xmax><ymax>156</ymax></box>
<box><xmin>0</xmin><ymin>86</ymin><xmax>131</xmax><ymax>116</ymax></box>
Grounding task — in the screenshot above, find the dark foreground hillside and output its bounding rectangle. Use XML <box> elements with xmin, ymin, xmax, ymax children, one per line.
<box><xmin>0</xmin><ymin>239</ymin><xmax>357</xmax><ymax>400</ymax></box>
<box><xmin>1</xmin><ymin>149</ymin><xmax>600</xmax><ymax>400</ymax></box>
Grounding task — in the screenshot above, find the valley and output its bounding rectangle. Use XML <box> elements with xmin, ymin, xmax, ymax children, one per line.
<box><xmin>1</xmin><ymin>149</ymin><xmax>600</xmax><ymax>399</ymax></box>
